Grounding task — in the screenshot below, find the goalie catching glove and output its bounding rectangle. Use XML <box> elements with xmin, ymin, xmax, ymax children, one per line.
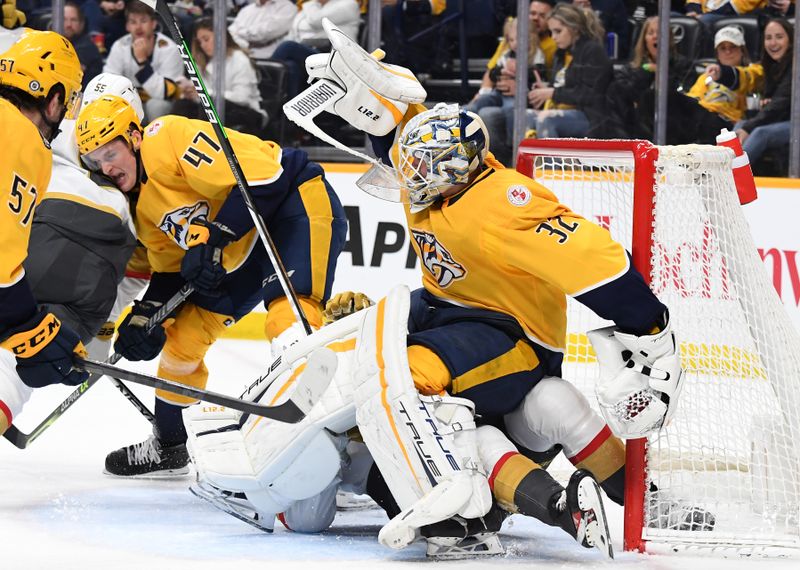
<box><xmin>302</xmin><ymin>18</ymin><xmax>426</xmax><ymax>137</ymax></box>
<box><xmin>588</xmin><ymin>312</ymin><xmax>684</xmax><ymax>439</ymax></box>
<box><xmin>0</xmin><ymin>311</ymin><xmax>88</xmax><ymax>388</ymax></box>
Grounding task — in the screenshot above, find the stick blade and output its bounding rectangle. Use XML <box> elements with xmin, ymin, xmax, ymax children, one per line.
<box><xmin>292</xmin><ymin>347</ymin><xmax>338</xmax><ymax>415</ymax></box>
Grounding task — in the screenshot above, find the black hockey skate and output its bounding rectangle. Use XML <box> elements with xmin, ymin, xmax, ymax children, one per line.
<box><xmin>563</xmin><ymin>469</ymin><xmax>614</xmax><ymax>558</ymax></box>
<box><xmin>421</xmin><ymin>503</ymin><xmax>507</xmax><ymax>559</ymax></box>
<box><xmin>104</xmin><ymin>435</ymin><xmax>190</xmax><ymax>478</ymax></box>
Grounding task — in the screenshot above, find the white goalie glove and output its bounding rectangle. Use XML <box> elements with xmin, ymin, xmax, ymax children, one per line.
<box><xmin>588</xmin><ymin>314</ymin><xmax>684</xmax><ymax>439</ymax></box>
<box><xmin>283</xmin><ymin>18</ymin><xmax>426</xmax><ymax>162</ymax></box>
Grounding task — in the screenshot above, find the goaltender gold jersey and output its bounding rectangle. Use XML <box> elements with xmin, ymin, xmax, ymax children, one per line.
<box><xmin>404</xmin><ymin>157</ymin><xmax>630</xmax><ymax>352</ymax></box>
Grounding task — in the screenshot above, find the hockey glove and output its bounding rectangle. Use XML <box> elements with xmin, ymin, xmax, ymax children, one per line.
<box><xmin>2</xmin><ymin>0</ymin><xmax>26</xmax><ymax>28</ymax></box>
<box><xmin>180</xmin><ymin>218</ymin><xmax>237</xmax><ymax>297</ymax></box>
<box><xmin>114</xmin><ymin>300</ymin><xmax>174</xmax><ymax>362</ymax></box>
<box><xmin>323</xmin><ymin>291</ymin><xmax>374</xmax><ymax>323</ymax></box>
<box><xmin>0</xmin><ymin>311</ymin><xmax>88</xmax><ymax>388</ymax></box>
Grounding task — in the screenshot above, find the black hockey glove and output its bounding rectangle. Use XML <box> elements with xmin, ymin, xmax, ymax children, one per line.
<box><xmin>114</xmin><ymin>300</ymin><xmax>172</xmax><ymax>361</ymax></box>
<box><xmin>180</xmin><ymin>218</ymin><xmax>237</xmax><ymax>297</ymax></box>
<box><xmin>0</xmin><ymin>311</ymin><xmax>89</xmax><ymax>388</ymax></box>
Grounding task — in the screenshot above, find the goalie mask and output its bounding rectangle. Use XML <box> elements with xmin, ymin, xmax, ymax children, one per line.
<box><xmin>395</xmin><ymin>103</ymin><xmax>489</xmax><ymax>212</ymax></box>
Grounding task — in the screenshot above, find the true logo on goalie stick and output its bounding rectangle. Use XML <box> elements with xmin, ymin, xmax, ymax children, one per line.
<box><xmin>159</xmin><ymin>201</ymin><xmax>210</xmax><ymax>249</ymax></box>
<box><xmin>411</xmin><ymin>229</ymin><xmax>466</xmax><ymax>288</ymax></box>
<box><xmin>287</xmin><ymin>82</ymin><xmax>339</xmax><ymax>117</ymax></box>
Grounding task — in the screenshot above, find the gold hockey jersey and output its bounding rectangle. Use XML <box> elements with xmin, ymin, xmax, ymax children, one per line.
<box><xmin>405</xmin><ymin>159</ymin><xmax>629</xmax><ymax>352</ymax></box>
<box><xmin>135</xmin><ymin>116</ymin><xmax>283</xmax><ymax>273</ymax></box>
<box><xmin>0</xmin><ymin>99</ymin><xmax>52</xmax><ymax>289</ymax></box>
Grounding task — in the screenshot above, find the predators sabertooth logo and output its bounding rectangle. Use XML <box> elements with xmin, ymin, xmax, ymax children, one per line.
<box><xmin>159</xmin><ymin>201</ymin><xmax>211</xmax><ymax>249</ymax></box>
<box><xmin>411</xmin><ymin>229</ymin><xmax>466</xmax><ymax>288</ymax></box>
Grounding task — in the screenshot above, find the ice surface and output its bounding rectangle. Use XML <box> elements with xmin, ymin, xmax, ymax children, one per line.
<box><xmin>2</xmin><ymin>339</ymin><xmax>797</xmax><ymax>569</ymax></box>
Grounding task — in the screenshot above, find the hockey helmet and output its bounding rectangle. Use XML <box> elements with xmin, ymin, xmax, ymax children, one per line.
<box><xmin>395</xmin><ymin>103</ymin><xmax>489</xmax><ymax>211</ymax></box>
<box><xmin>0</xmin><ymin>29</ymin><xmax>83</xmax><ymax>118</ymax></box>
<box><xmin>82</xmin><ymin>73</ymin><xmax>145</xmax><ymax>122</ymax></box>
<box><xmin>76</xmin><ymin>95</ymin><xmax>142</xmax><ymax>168</ymax></box>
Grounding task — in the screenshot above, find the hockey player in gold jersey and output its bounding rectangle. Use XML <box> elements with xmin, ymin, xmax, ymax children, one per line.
<box><xmin>363</xmin><ymin>97</ymin><xmax>706</xmax><ymax>551</ymax></box>
<box><xmin>75</xmin><ymin>95</ymin><xmax>347</xmax><ymax>477</ymax></box>
<box><xmin>0</xmin><ymin>29</ymin><xmax>86</xmax><ymax>436</ymax></box>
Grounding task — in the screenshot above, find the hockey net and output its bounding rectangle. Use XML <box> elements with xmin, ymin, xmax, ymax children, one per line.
<box><xmin>516</xmin><ymin>139</ymin><xmax>800</xmax><ymax>556</ymax></box>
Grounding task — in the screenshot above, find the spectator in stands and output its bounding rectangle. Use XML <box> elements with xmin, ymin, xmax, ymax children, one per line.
<box><xmin>103</xmin><ymin>1</ymin><xmax>184</xmax><ymax>121</ymax></box>
<box><xmin>606</xmin><ymin>16</ymin><xmax>698</xmax><ymax>141</ymax></box>
<box><xmin>573</xmin><ymin>0</ymin><xmax>631</xmax><ymax>59</ymax></box>
<box><xmin>734</xmin><ymin>17</ymin><xmax>793</xmax><ymax>170</ymax></box>
<box><xmin>467</xmin><ymin>18</ymin><xmax>526</xmax><ymax>114</ymax></box>
<box><xmin>381</xmin><ymin>0</ymin><xmax>447</xmax><ymax>74</ymax></box>
<box><xmin>529</xmin><ymin>3</ymin><xmax>612</xmax><ymax>138</ymax></box>
<box><xmin>229</xmin><ymin>0</ymin><xmax>297</xmax><ymax>60</ymax></box>
<box><xmin>475</xmin><ymin>1</ymin><xmax>555</xmax><ymax>166</ymax></box>
<box><xmin>683</xmin><ymin>25</ymin><xmax>762</xmax><ymax>143</ymax></box>
<box><xmin>97</xmin><ymin>0</ymin><xmax>128</xmax><ymax>52</ymax></box>
<box><xmin>173</xmin><ymin>17</ymin><xmax>268</xmax><ymax>136</ymax></box>
<box><xmin>63</xmin><ymin>0</ymin><xmax>103</xmax><ymax>87</ymax></box>
<box><xmin>270</xmin><ymin>0</ymin><xmax>360</xmax><ymax>99</ymax></box>
<box><xmin>685</xmin><ymin>0</ymin><xmax>767</xmax><ymax>29</ymax></box>
<box><xmin>764</xmin><ymin>0</ymin><xmax>794</xmax><ymax>18</ymax></box>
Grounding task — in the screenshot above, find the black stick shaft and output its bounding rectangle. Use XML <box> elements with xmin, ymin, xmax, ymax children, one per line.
<box><xmin>149</xmin><ymin>0</ymin><xmax>312</xmax><ymax>336</ymax></box>
<box><xmin>2</xmin><ymin>284</ymin><xmax>194</xmax><ymax>449</ymax></box>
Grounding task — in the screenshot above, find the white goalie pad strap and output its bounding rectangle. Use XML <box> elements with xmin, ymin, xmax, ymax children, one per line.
<box><xmin>352</xmin><ymin>285</ymin><xmax>491</xmax><ymax>547</ymax></box>
<box><xmin>588</xmin><ymin>318</ymin><xmax>685</xmax><ymax>439</ymax></box>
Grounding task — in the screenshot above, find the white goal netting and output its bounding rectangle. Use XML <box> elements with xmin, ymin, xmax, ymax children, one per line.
<box><xmin>520</xmin><ymin>141</ymin><xmax>800</xmax><ymax>555</ymax></box>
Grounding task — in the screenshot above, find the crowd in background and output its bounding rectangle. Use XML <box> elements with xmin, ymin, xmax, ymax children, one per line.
<box><xmin>7</xmin><ymin>0</ymin><xmax>796</xmax><ymax>175</ymax></box>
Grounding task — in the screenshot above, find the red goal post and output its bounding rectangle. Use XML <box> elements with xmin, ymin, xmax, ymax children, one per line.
<box><xmin>515</xmin><ymin>138</ymin><xmax>800</xmax><ymax>556</ymax></box>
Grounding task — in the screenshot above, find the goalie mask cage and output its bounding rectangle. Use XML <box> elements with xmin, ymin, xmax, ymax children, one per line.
<box><xmin>516</xmin><ymin>139</ymin><xmax>800</xmax><ymax>556</ymax></box>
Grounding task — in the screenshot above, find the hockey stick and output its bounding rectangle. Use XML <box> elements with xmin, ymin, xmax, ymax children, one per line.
<box><xmin>3</xmin><ymin>284</ymin><xmax>194</xmax><ymax>449</ymax></box>
<box><xmin>77</xmin><ymin>346</ymin><xmax>337</xmax><ymax>423</ymax></box>
<box><xmin>141</xmin><ymin>0</ymin><xmax>312</xmax><ymax>336</ymax></box>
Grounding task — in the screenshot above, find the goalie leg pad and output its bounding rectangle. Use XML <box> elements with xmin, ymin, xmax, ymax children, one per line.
<box><xmin>352</xmin><ymin>286</ymin><xmax>491</xmax><ymax>548</ymax></box>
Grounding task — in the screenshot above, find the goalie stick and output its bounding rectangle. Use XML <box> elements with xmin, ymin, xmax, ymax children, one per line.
<box><xmin>77</xmin><ymin>346</ymin><xmax>337</xmax><ymax>423</ymax></box>
<box><xmin>3</xmin><ymin>284</ymin><xmax>194</xmax><ymax>449</ymax></box>
<box><xmin>140</xmin><ymin>0</ymin><xmax>313</xmax><ymax>336</ymax></box>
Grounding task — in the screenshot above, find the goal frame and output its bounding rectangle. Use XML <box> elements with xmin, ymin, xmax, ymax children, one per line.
<box><xmin>516</xmin><ymin>138</ymin><xmax>664</xmax><ymax>553</ymax></box>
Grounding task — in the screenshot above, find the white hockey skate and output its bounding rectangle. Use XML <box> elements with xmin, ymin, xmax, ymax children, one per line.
<box><xmin>565</xmin><ymin>469</ymin><xmax>614</xmax><ymax>559</ymax></box>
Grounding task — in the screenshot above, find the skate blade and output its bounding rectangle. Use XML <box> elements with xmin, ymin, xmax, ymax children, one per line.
<box><xmin>577</xmin><ymin>477</ymin><xmax>614</xmax><ymax>559</ymax></box>
<box><xmin>189</xmin><ymin>484</ymin><xmax>274</xmax><ymax>533</ymax></box>
<box><xmin>426</xmin><ymin>533</ymin><xmax>505</xmax><ymax>559</ymax></box>
<box><xmin>102</xmin><ymin>465</ymin><xmax>191</xmax><ymax>480</ymax></box>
